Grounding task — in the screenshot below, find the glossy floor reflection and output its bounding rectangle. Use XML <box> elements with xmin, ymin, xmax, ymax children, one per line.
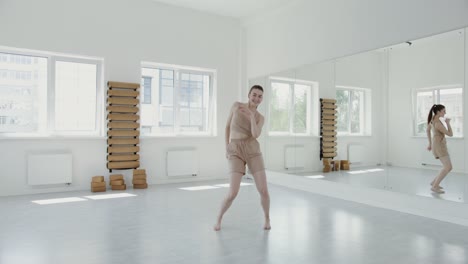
<box><xmin>1</xmin><ymin>179</ymin><xmax>468</xmax><ymax>264</ymax></box>
<box><xmin>298</xmin><ymin>166</ymin><xmax>468</xmax><ymax>203</ymax></box>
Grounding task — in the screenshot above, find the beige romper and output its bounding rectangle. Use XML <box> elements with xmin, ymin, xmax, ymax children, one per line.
<box><xmin>431</xmin><ymin>120</ymin><xmax>449</xmax><ymax>159</ymax></box>
<box><xmin>226</xmin><ymin>106</ymin><xmax>265</xmax><ymax>175</ymax></box>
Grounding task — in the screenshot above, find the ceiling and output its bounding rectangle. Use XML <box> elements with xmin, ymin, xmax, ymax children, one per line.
<box><xmin>149</xmin><ymin>0</ymin><xmax>293</xmax><ymax>19</ymax></box>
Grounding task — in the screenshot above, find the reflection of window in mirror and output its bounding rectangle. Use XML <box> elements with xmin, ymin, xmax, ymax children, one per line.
<box><xmin>336</xmin><ymin>86</ymin><xmax>371</xmax><ymax>136</ymax></box>
<box><xmin>413</xmin><ymin>86</ymin><xmax>463</xmax><ymax>137</ymax></box>
<box><xmin>268</xmin><ymin>77</ymin><xmax>318</xmax><ymax>136</ymax></box>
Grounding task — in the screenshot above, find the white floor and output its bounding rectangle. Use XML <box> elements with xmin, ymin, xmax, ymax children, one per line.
<box><xmin>296</xmin><ymin>166</ymin><xmax>468</xmax><ymax>203</ymax></box>
<box><xmin>1</xmin><ymin>179</ymin><xmax>468</xmax><ymax>264</ymax></box>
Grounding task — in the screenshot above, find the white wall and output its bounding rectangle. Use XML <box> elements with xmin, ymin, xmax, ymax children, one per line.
<box><xmin>0</xmin><ymin>0</ymin><xmax>241</xmax><ymax>196</ymax></box>
<box><xmin>244</xmin><ymin>0</ymin><xmax>468</xmax><ymax>79</ymax></box>
<box><xmin>387</xmin><ymin>29</ymin><xmax>467</xmax><ymax>172</ymax></box>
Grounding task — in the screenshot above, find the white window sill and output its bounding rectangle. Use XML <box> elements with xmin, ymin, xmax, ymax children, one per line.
<box><xmin>337</xmin><ymin>134</ymin><xmax>373</xmax><ymax>138</ymax></box>
<box><xmin>267</xmin><ymin>134</ymin><xmax>320</xmax><ymax>138</ymax></box>
<box><xmin>140</xmin><ymin>135</ymin><xmax>217</xmax><ymax>139</ymax></box>
<box><xmin>0</xmin><ymin>135</ymin><xmax>106</xmax><ymax>140</ymax></box>
<box><xmin>411</xmin><ymin>135</ymin><xmax>464</xmax><ymax>140</ymax></box>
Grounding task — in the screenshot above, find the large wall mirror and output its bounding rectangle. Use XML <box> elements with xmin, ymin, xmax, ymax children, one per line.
<box><xmin>249</xmin><ymin>27</ymin><xmax>467</xmax><ymax>204</ymax></box>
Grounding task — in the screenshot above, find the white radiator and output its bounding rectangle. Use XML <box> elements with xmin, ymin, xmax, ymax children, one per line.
<box><xmin>27</xmin><ymin>152</ymin><xmax>73</xmax><ymax>185</ymax></box>
<box><xmin>166</xmin><ymin>149</ymin><xmax>198</xmax><ymax>177</ymax></box>
<box><xmin>284</xmin><ymin>145</ymin><xmax>305</xmax><ymax>170</ymax></box>
<box><xmin>347</xmin><ymin>143</ymin><xmax>366</xmax><ymax>165</ymax></box>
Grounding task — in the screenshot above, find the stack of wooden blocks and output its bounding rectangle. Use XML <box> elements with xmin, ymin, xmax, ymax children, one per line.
<box><xmin>109</xmin><ymin>174</ymin><xmax>126</xmax><ymax>190</ymax></box>
<box><xmin>322</xmin><ymin>159</ymin><xmax>332</xmax><ymax>173</ymax></box>
<box><xmin>132</xmin><ymin>169</ymin><xmax>148</xmax><ymax>189</ymax></box>
<box><xmin>91</xmin><ymin>176</ymin><xmax>106</xmax><ymax>192</ymax></box>
<box><xmin>107</xmin><ymin>81</ymin><xmax>141</xmax><ymax>172</ymax></box>
<box><xmin>340</xmin><ymin>160</ymin><xmax>350</xmax><ymax>170</ymax></box>
<box><xmin>320</xmin><ymin>98</ymin><xmax>337</xmax><ymax>172</ymax></box>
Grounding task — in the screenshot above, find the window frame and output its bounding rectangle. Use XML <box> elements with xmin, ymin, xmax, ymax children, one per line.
<box><xmin>412</xmin><ymin>85</ymin><xmax>463</xmax><ymax>138</ymax></box>
<box><xmin>335</xmin><ymin>85</ymin><xmax>372</xmax><ymax>136</ymax></box>
<box><xmin>140</xmin><ymin>62</ymin><xmax>217</xmax><ymax>137</ymax></box>
<box><xmin>0</xmin><ymin>46</ymin><xmax>104</xmax><ymax>138</ymax></box>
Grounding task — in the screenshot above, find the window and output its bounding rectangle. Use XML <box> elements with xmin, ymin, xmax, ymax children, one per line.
<box><xmin>141</xmin><ymin>76</ymin><xmax>152</xmax><ymax>104</ymax></box>
<box><xmin>0</xmin><ymin>47</ymin><xmax>103</xmax><ymax>136</ymax></box>
<box><xmin>414</xmin><ymin>86</ymin><xmax>463</xmax><ymax>137</ymax></box>
<box><xmin>336</xmin><ymin>86</ymin><xmax>371</xmax><ymax>135</ymax></box>
<box><xmin>269</xmin><ymin>78</ymin><xmax>315</xmax><ymax>136</ymax></box>
<box><xmin>140</xmin><ymin>63</ymin><xmax>216</xmax><ymax>136</ymax></box>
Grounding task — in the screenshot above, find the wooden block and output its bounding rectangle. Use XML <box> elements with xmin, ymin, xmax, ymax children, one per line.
<box><xmin>109</xmin><ymin>174</ymin><xmax>124</xmax><ymax>181</ymax></box>
<box><xmin>133</xmin><ymin>174</ymin><xmax>147</xmax><ymax>180</ymax></box>
<box><xmin>91</xmin><ymin>182</ymin><xmax>106</xmax><ymax>188</ymax></box>
<box><xmin>340</xmin><ymin>160</ymin><xmax>350</xmax><ymax>165</ymax></box>
<box><xmin>91</xmin><ymin>186</ymin><xmax>106</xmax><ymax>192</ymax></box>
<box><xmin>321</xmin><ymin>125</ymin><xmax>337</xmax><ymax>131</ymax></box>
<box><xmin>133</xmin><ymin>183</ymin><xmax>148</xmax><ymax>189</ymax></box>
<box><xmin>322</xmin><ymin>104</ymin><xmax>337</xmax><ymax>109</ymax></box>
<box><xmin>321</xmin><ymin>120</ymin><xmax>337</xmax><ymax>125</ymax></box>
<box><xmin>323</xmin><ymin>166</ymin><xmax>331</xmax><ymax>173</ymax></box>
<box><xmin>321</xmin><ymin>109</ymin><xmax>337</xmax><ymax>115</ymax></box>
<box><xmin>107</xmin><ymin>114</ymin><xmax>140</xmax><ymax>121</ymax></box>
<box><xmin>107</xmin><ymin>154</ymin><xmax>140</xmax><ymax>161</ymax></box>
<box><xmin>321</xmin><ymin>115</ymin><xmax>336</xmax><ymax>120</ymax></box>
<box><xmin>108</xmin><ymin>121</ymin><xmax>139</xmax><ymax>129</ymax></box>
<box><xmin>322</xmin><ymin>136</ymin><xmax>337</xmax><ymax>142</ymax></box>
<box><xmin>133</xmin><ymin>169</ymin><xmax>146</xmax><ymax>175</ymax></box>
<box><xmin>107</xmin><ymin>106</ymin><xmax>139</xmax><ymax>113</ymax></box>
<box><xmin>341</xmin><ymin>165</ymin><xmax>350</xmax><ymax>170</ymax></box>
<box><xmin>107</xmin><ymin>97</ymin><xmax>139</xmax><ymax>106</ymax></box>
<box><xmin>107</xmin><ymin>138</ymin><xmax>139</xmax><ymax>145</ymax></box>
<box><xmin>333</xmin><ymin>161</ymin><xmax>341</xmax><ymax>171</ymax></box>
<box><xmin>107</xmin><ymin>161</ymin><xmax>140</xmax><ymax>169</ymax></box>
<box><xmin>322</xmin><ymin>142</ymin><xmax>337</xmax><ymax>148</ymax></box>
<box><xmin>92</xmin><ymin>176</ymin><xmax>104</xmax><ymax>182</ymax></box>
<box><xmin>107</xmin><ymin>130</ymin><xmax>140</xmax><ymax>137</ymax></box>
<box><xmin>322</xmin><ymin>152</ymin><xmax>337</xmax><ymax>158</ymax></box>
<box><xmin>132</xmin><ymin>179</ymin><xmax>146</xmax><ymax>185</ymax></box>
<box><xmin>111</xmin><ymin>184</ymin><xmax>127</xmax><ymax>190</ymax></box>
<box><xmin>108</xmin><ymin>90</ymin><xmax>139</xmax><ymax>97</ymax></box>
<box><xmin>322</xmin><ymin>159</ymin><xmax>331</xmax><ymax>165</ymax></box>
<box><xmin>322</xmin><ymin>131</ymin><xmax>337</xmax><ymax>137</ymax></box>
<box><xmin>110</xmin><ymin>179</ymin><xmax>125</xmax><ymax>186</ymax></box>
<box><xmin>108</xmin><ymin>81</ymin><xmax>140</xmax><ymax>89</ymax></box>
<box><xmin>320</xmin><ymin>98</ymin><xmax>337</xmax><ymax>103</ymax></box>
<box><xmin>322</xmin><ymin>147</ymin><xmax>337</xmax><ymax>153</ymax></box>
<box><xmin>107</xmin><ymin>146</ymin><xmax>140</xmax><ymax>154</ymax></box>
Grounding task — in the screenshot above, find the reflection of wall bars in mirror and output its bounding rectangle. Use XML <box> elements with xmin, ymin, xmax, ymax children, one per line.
<box><xmin>320</xmin><ymin>98</ymin><xmax>337</xmax><ymax>160</ymax></box>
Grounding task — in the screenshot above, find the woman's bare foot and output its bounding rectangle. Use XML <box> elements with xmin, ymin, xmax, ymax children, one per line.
<box><xmin>431</xmin><ymin>187</ymin><xmax>445</xmax><ymax>194</ymax></box>
<box><xmin>213</xmin><ymin>222</ymin><xmax>221</xmax><ymax>231</ymax></box>
<box><xmin>430</xmin><ymin>182</ymin><xmax>444</xmax><ymax>189</ymax></box>
<box><xmin>264</xmin><ymin>219</ymin><xmax>271</xmax><ymax>230</ymax></box>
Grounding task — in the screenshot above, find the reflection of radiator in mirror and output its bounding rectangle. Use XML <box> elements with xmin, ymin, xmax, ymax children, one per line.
<box><xmin>347</xmin><ymin>143</ymin><xmax>366</xmax><ymax>165</ymax></box>
<box><xmin>284</xmin><ymin>145</ymin><xmax>305</xmax><ymax>170</ymax></box>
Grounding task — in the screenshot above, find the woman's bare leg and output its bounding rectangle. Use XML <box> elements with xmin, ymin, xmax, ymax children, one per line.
<box><xmin>252</xmin><ymin>170</ymin><xmax>271</xmax><ymax>230</ymax></box>
<box><xmin>214</xmin><ymin>172</ymin><xmax>243</xmax><ymax>231</ymax></box>
<box><xmin>431</xmin><ymin>156</ymin><xmax>452</xmax><ymax>193</ymax></box>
